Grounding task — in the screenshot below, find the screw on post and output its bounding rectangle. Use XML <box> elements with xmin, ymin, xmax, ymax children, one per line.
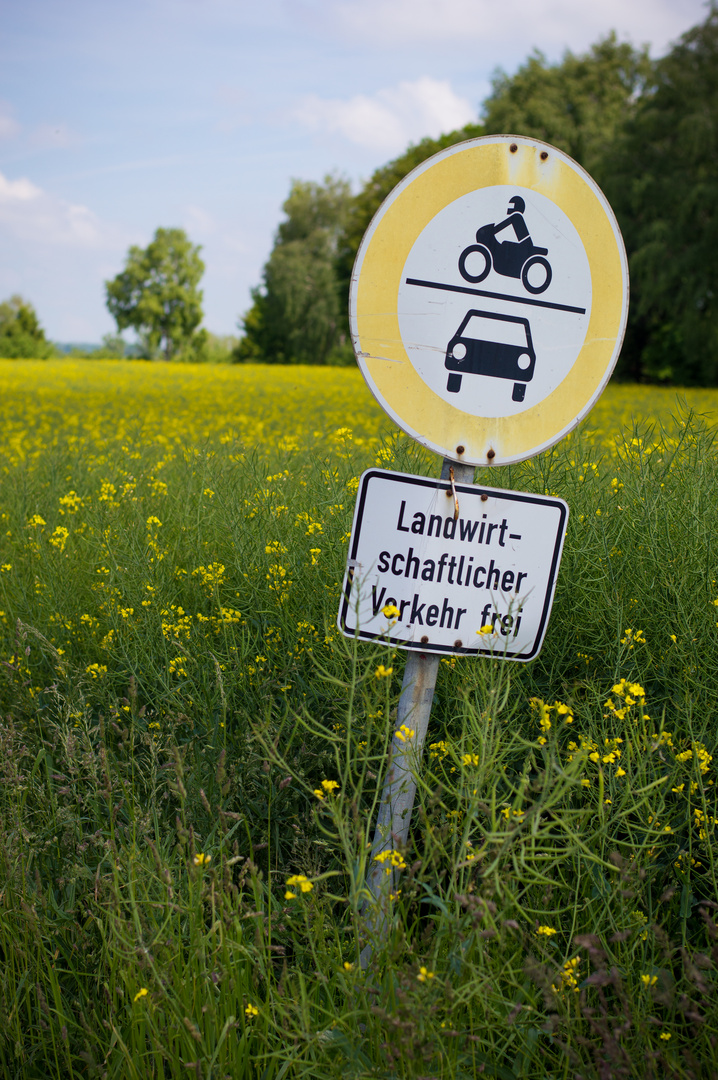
<box><xmin>359</xmin><ymin>456</ymin><xmax>475</xmax><ymax>969</ymax></box>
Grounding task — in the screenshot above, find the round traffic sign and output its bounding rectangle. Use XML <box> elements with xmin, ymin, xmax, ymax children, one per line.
<box><xmin>350</xmin><ymin>135</ymin><xmax>628</xmax><ymax>467</ymax></box>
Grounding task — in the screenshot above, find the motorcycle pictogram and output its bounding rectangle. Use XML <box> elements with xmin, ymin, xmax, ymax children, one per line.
<box><xmin>458</xmin><ymin>195</ymin><xmax>552</xmax><ymax>295</ymax></box>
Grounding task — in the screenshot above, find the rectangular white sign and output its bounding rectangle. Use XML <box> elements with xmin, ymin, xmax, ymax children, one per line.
<box><xmin>337</xmin><ymin>469</ymin><xmax>568</xmax><ymax>660</ymax></box>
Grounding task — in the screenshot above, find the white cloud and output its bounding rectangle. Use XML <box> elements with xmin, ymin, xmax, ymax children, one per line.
<box><xmin>0</xmin><ymin>169</ymin><xmax>128</xmax><ymax>249</ymax></box>
<box><xmin>326</xmin><ymin>0</ymin><xmax>706</xmax><ymax>56</ymax></box>
<box><xmin>0</xmin><ymin>173</ymin><xmax>42</xmax><ymax>202</ymax></box>
<box><xmin>294</xmin><ymin>76</ymin><xmax>475</xmax><ymax>153</ymax></box>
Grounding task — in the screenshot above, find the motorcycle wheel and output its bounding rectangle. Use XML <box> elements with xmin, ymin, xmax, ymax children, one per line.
<box><xmin>521</xmin><ymin>256</ymin><xmax>552</xmax><ymax>294</ymax></box>
<box><xmin>458</xmin><ymin>244</ymin><xmax>491</xmax><ymax>283</ymax></box>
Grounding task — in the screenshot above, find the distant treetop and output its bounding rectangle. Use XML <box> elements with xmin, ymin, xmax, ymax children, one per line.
<box><xmin>0</xmin><ymin>295</ymin><xmax>56</xmax><ymax>359</ymax></box>
<box><xmin>105</xmin><ymin>227</ymin><xmax>206</xmax><ymax>361</ymax></box>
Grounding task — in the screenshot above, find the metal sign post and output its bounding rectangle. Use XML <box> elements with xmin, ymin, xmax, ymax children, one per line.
<box><xmin>342</xmin><ymin>134</ymin><xmax>629</xmax><ymax>969</ymax></box>
<box><xmin>359</xmin><ymin>458</ymin><xmax>473</xmax><ymax>968</ymax></box>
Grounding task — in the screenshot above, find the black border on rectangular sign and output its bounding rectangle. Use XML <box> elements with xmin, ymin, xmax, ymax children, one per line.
<box><xmin>338</xmin><ymin>469</ymin><xmax>568</xmax><ymax>661</ymax></box>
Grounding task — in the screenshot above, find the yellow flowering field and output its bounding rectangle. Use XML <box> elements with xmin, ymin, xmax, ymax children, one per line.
<box><xmin>0</xmin><ymin>359</ymin><xmax>717</xmax><ymax>464</ymax></box>
<box><xmin>0</xmin><ymin>359</ymin><xmax>388</xmax><ymax>465</ymax></box>
<box><xmin>2</xmin><ymin>357</ymin><xmax>717</xmax><ymax>722</ymax></box>
<box><xmin>2</xmin><ymin>359</ymin><xmax>718</xmax><ymax>1078</ymax></box>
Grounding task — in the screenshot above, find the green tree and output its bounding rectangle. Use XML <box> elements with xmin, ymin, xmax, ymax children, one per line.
<box><xmin>98</xmin><ymin>332</ymin><xmax>127</xmax><ymax>358</ymax></box>
<box><xmin>106</xmin><ymin>228</ymin><xmax>206</xmax><ymax>361</ymax></box>
<box><xmin>202</xmin><ymin>333</ymin><xmax>239</xmax><ymax>364</ymax></box>
<box><xmin>0</xmin><ymin>295</ymin><xmax>56</xmax><ymax>358</ymax></box>
<box><xmin>482</xmin><ymin>34</ymin><xmax>653</xmax><ymax>183</ymax></box>
<box><xmin>607</xmin><ymin>6</ymin><xmax>718</xmax><ymax>383</ymax></box>
<box><xmin>236</xmin><ymin>175</ymin><xmax>353</xmax><ymax>365</ymax></box>
<box><xmin>481</xmin><ymin>33</ymin><xmax>647</xmax><ymax>181</ymax></box>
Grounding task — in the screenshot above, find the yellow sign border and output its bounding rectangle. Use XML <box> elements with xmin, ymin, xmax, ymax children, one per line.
<box><xmin>351</xmin><ymin>135</ymin><xmax>629</xmax><ymax>466</ymax></box>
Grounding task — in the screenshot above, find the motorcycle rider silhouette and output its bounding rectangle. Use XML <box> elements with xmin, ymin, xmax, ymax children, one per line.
<box><xmin>458</xmin><ymin>195</ymin><xmax>552</xmax><ymax>295</ymax></box>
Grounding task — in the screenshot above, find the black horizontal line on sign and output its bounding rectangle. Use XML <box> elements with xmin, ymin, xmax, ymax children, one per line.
<box><xmin>405</xmin><ymin>277</ymin><xmax>587</xmax><ymax>315</ymax></box>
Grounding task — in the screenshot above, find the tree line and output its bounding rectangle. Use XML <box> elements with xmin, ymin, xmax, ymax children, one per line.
<box><xmin>2</xmin><ymin>6</ymin><xmax>717</xmax><ymax>382</ymax></box>
<box><xmin>0</xmin><ymin>228</ymin><xmax>237</xmax><ymax>364</ymax></box>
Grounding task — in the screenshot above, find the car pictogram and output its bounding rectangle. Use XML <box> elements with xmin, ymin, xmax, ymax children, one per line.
<box><xmin>445</xmin><ymin>309</ymin><xmax>536</xmax><ymax>401</ymax></box>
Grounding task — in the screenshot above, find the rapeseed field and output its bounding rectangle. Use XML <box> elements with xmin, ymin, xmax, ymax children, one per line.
<box><xmin>1</xmin><ymin>359</ymin><xmax>717</xmax><ymax>462</ymax></box>
<box><xmin>2</xmin><ymin>359</ymin><xmax>718</xmax><ymax>1079</ymax></box>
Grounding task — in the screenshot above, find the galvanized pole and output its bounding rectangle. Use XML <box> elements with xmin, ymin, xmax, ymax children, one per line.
<box><xmin>359</xmin><ymin>457</ymin><xmax>475</xmax><ymax>969</ymax></box>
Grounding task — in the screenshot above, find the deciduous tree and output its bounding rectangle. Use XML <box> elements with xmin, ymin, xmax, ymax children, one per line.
<box><xmin>236</xmin><ymin>175</ymin><xmax>353</xmax><ymax>365</ymax></box>
<box><xmin>607</xmin><ymin>7</ymin><xmax>718</xmax><ymax>383</ymax></box>
<box><xmin>0</xmin><ymin>295</ymin><xmax>55</xmax><ymax>358</ymax></box>
<box><xmin>482</xmin><ymin>34</ymin><xmax>653</xmax><ymax>183</ymax></box>
<box><xmin>106</xmin><ymin>228</ymin><xmax>205</xmax><ymax>361</ymax></box>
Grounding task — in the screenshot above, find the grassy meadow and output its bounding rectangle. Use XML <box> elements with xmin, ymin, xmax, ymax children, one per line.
<box><xmin>2</xmin><ymin>359</ymin><xmax>718</xmax><ymax>1079</ymax></box>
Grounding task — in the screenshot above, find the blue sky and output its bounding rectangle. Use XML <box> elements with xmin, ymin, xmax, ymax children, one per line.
<box><xmin>0</xmin><ymin>0</ymin><xmax>709</xmax><ymax>342</ymax></box>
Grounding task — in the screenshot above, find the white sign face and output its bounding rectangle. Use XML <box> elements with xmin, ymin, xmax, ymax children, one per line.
<box><xmin>350</xmin><ymin>135</ymin><xmax>629</xmax><ymax>467</ymax></box>
<box><xmin>398</xmin><ymin>184</ymin><xmax>592</xmax><ymax>418</ymax></box>
<box><xmin>338</xmin><ymin>469</ymin><xmax>568</xmax><ymax>660</ymax></box>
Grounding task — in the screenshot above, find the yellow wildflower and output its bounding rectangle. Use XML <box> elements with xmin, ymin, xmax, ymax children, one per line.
<box><xmin>265</xmin><ymin>541</ymin><xmax>287</xmax><ymax>555</ymax></box>
<box><xmin>286</xmin><ymin>874</ymin><xmax>313</xmax><ymax>893</ymax></box>
<box><xmin>48</xmin><ymin>525</ymin><xmax>69</xmax><ymax>551</ymax></box>
<box><xmin>552</xmin><ymin>956</ymin><xmax>581</xmax><ymax>994</ymax></box>
<box><xmin>374</xmin><ymin>849</ymin><xmax>407</xmax><ymax>872</ymax></box>
<box><xmin>314</xmin><ymin>779</ymin><xmax>339</xmax><ymax>800</ymax></box>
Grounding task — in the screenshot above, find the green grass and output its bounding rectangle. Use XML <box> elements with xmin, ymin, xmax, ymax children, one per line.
<box><xmin>1</xmin><ymin>364</ymin><xmax>718</xmax><ymax>1078</ymax></box>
